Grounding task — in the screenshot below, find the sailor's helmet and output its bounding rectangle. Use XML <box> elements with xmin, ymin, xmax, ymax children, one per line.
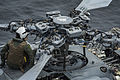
<box><xmin>16</xmin><ymin>27</ymin><xmax>29</xmax><ymax>39</ymax></box>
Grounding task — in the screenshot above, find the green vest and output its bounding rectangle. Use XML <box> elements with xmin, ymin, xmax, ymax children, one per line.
<box><xmin>7</xmin><ymin>40</ymin><xmax>27</xmax><ymax>69</ymax></box>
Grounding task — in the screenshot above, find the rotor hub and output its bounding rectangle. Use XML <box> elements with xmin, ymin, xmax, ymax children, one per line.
<box><xmin>53</xmin><ymin>16</ymin><xmax>73</xmax><ymax>25</ymax></box>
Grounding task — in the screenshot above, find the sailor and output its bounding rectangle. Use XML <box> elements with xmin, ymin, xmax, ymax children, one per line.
<box><xmin>0</xmin><ymin>27</ymin><xmax>34</xmax><ymax>72</ymax></box>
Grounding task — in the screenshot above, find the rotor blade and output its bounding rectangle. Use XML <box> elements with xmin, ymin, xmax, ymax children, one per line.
<box><xmin>75</xmin><ymin>0</ymin><xmax>112</xmax><ymax>11</ymax></box>
<box><xmin>18</xmin><ymin>53</ymin><xmax>52</xmax><ymax>80</ymax></box>
<box><xmin>0</xmin><ymin>24</ymin><xmax>9</xmax><ymax>30</ymax></box>
<box><xmin>0</xmin><ymin>45</ymin><xmax>5</xmax><ymax>48</ymax></box>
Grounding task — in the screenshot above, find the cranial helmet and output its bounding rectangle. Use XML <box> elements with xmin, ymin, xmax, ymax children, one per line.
<box><xmin>16</xmin><ymin>27</ymin><xmax>29</xmax><ymax>39</ymax></box>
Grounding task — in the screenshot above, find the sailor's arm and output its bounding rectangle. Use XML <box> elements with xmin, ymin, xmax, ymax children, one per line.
<box><xmin>24</xmin><ymin>44</ymin><xmax>34</xmax><ymax>70</ymax></box>
<box><xmin>0</xmin><ymin>43</ymin><xmax>9</xmax><ymax>67</ymax></box>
